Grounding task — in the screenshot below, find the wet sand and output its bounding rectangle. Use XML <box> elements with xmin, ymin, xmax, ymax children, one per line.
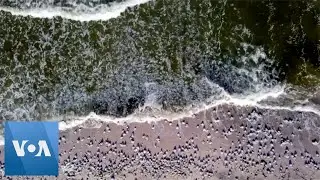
<box><xmin>0</xmin><ymin>104</ymin><xmax>319</xmax><ymax>179</ymax></box>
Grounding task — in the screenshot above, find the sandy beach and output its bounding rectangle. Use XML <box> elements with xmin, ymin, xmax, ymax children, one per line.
<box><xmin>0</xmin><ymin>103</ymin><xmax>319</xmax><ymax>179</ymax></box>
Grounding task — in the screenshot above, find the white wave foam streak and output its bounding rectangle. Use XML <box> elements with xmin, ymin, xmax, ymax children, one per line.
<box><xmin>226</xmin><ymin>85</ymin><xmax>286</xmax><ymax>106</ymax></box>
<box><xmin>0</xmin><ymin>0</ymin><xmax>151</xmax><ymax>21</ymax></box>
<box><xmin>58</xmin><ymin>84</ymin><xmax>319</xmax><ymax>131</ymax></box>
<box><xmin>1</xmin><ymin>85</ymin><xmax>319</xmax><ymax>146</ymax></box>
<box><xmin>58</xmin><ymin>85</ymin><xmax>289</xmax><ymax>130</ymax></box>
<box><xmin>210</xmin><ymin>86</ymin><xmax>320</xmax><ymax>117</ymax></box>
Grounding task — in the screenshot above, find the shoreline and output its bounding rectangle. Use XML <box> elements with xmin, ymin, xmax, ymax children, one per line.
<box><xmin>0</xmin><ymin>103</ymin><xmax>319</xmax><ymax>179</ymax></box>
<box><xmin>1</xmin><ymin>89</ymin><xmax>320</xmax><ymax>147</ymax></box>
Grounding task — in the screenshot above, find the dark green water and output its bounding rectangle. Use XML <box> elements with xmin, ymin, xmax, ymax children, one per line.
<box><xmin>0</xmin><ymin>0</ymin><xmax>319</xmax><ymax>120</ymax></box>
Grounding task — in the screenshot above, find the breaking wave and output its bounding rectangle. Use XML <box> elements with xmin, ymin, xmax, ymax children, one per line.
<box><xmin>0</xmin><ymin>0</ymin><xmax>151</xmax><ymax>21</ymax></box>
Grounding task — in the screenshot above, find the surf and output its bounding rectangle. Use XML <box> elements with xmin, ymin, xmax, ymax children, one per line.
<box><xmin>0</xmin><ymin>84</ymin><xmax>319</xmax><ymax>146</ymax></box>
<box><xmin>56</xmin><ymin>84</ymin><xmax>320</xmax><ymax>131</ymax></box>
<box><xmin>0</xmin><ymin>0</ymin><xmax>152</xmax><ymax>21</ymax></box>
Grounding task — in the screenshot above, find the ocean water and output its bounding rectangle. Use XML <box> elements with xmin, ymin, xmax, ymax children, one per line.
<box><xmin>0</xmin><ymin>0</ymin><xmax>152</xmax><ymax>21</ymax></box>
<box><xmin>0</xmin><ymin>0</ymin><xmax>319</xmax><ymax>144</ymax></box>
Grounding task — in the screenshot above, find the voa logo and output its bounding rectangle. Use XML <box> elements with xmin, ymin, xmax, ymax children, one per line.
<box><xmin>12</xmin><ymin>140</ymin><xmax>51</xmax><ymax>157</ymax></box>
<box><xmin>5</xmin><ymin>121</ymin><xmax>59</xmax><ymax>176</ymax></box>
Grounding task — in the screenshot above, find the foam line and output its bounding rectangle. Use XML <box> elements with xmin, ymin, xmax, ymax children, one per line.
<box><xmin>0</xmin><ymin>0</ymin><xmax>151</xmax><ymax>21</ymax></box>
<box><xmin>60</xmin><ymin>86</ymin><xmax>318</xmax><ymax>128</ymax></box>
<box><xmin>57</xmin><ymin>85</ymin><xmax>319</xmax><ymax>130</ymax></box>
<box><xmin>0</xmin><ymin>85</ymin><xmax>319</xmax><ymax>146</ymax></box>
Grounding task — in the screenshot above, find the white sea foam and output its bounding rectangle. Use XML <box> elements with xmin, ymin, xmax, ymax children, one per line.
<box><xmin>0</xmin><ymin>84</ymin><xmax>319</xmax><ymax>146</ymax></box>
<box><xmin>0</xmin><ymin>0</ymin><xmax>151</xmax><ymax>21</ymax></box>
<box><xmin>56</xmin><ymin>84</ymin><xmax>320</xmax><ymax>131</ymax></box>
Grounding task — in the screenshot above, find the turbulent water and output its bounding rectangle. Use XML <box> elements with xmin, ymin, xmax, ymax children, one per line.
<box><xmin>0</xmin><ymin>0</ymin><xmax>319</xmax><ymax>133</ymax></box>
<box><xmin>0</xmin><ymin>0</ymin><xmax>152</xmax><ymax>21</ymax></box>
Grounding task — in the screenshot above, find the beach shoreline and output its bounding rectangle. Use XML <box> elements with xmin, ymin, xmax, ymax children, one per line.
<box><xmin>0</xmin><ymin>103</ymin><xmax>319</xmax><ymax>179</ymax></box>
